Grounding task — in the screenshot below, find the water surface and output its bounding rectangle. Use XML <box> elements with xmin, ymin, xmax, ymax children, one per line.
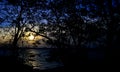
<box><xmin>19</xmin><ymin>48</ymin><xmax>63</xmax><ymax>70</ymax></box>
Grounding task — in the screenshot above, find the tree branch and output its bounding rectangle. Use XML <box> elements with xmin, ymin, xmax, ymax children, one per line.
<box><xmin>28</xmin><ymin>28</ymin><xmax>54</xmax><ymax>43</ymax></box>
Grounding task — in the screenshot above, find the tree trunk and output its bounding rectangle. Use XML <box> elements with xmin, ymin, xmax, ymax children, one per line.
<box><xmin>12</xmin><ymin>32</ymin><xmax>19</xmax><ymax>57</ymax></box>
<box><xmin>106</xmin><ymin>0</ymin><xmax>115</xmax><ymax>64</ymax></box>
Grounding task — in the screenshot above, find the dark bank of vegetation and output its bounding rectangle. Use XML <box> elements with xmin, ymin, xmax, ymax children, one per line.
<box><xmin>0</xmin><ymin>0</ymin><xmax>120</xmax><ymax>71</ymax></box>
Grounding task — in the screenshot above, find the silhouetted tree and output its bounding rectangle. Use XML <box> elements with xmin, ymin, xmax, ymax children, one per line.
<box><xmin>0</xmin><ymin>0</ymin><xmax>48</xmax><ymax>56</ymax></box>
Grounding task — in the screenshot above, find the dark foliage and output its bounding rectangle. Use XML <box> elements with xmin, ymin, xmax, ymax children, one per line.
<box><xmin>0</xmin><ymin>0</ymin><xmax>120</xmax><ymax>71</ymax></box>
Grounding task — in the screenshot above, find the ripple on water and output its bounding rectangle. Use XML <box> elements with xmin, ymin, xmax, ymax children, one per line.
<box><xmin>19</xmin><ymin>49</ymin><xmax>63</xmax><ymax>70</ymax></box>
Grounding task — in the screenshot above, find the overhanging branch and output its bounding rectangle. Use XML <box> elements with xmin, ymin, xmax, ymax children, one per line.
<box><xmin>28</xmin><ymin>28</ymin><xmax>54</xmax><ymax>43</ymax></box>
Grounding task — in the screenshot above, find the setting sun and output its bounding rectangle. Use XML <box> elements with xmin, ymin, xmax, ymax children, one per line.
<box><xmin>28</xmin><ymin>35</ymin><xmax>35</xmax><ymax>40</ymax></box>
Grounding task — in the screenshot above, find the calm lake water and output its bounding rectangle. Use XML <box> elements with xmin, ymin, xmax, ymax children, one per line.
<box><xmin>18</xmin><ymin>48</ymin><xmax>63</xmax><ymax>70</ymax></box>
<box><xmin>0</xmin><ymin>48</ymin><xmax>104</xmax><ymax>70</ymax></box>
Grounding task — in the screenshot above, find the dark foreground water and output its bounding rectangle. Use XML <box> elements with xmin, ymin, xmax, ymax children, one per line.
<box><xmin>0</xmin><ymin>48</ymin><xmax>106</xmax><ymax>71</ymax></box>
<box><xmin>1</xmin><ymin>48</ymin><xmax>120</xmax><ymax>71</ymax></box>
<box><xmin>18</xmin><ymin>48</ymin><xmax>63</xmax><ymax>70</ymax></box>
